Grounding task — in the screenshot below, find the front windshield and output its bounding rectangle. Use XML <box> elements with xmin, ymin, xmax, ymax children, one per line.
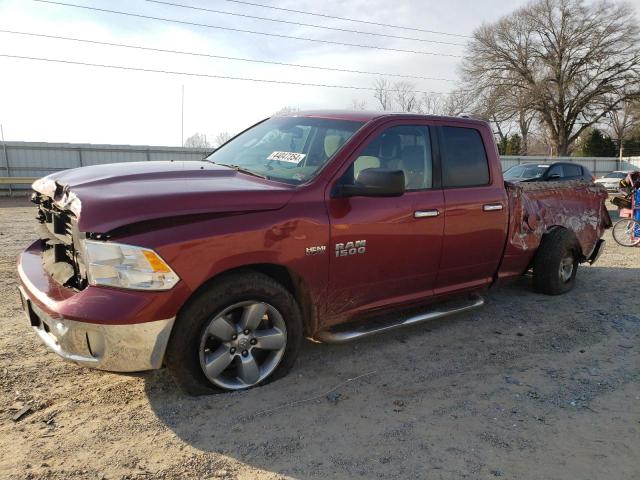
<box><xmin>206</xmin><ymin>117</ymin><xmax>364</xmax><ymax>185</ymax></box>
<box><xmin>504</xmin><ymin>164</ymin><xmax>549</xmax><ymax>180</ymax></box>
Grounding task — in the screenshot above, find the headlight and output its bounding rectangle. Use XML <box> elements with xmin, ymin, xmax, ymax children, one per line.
<box><xmin>81</xmin><ymin>240</ymin><xmax>180</xmax><ymax>291</ymax></box>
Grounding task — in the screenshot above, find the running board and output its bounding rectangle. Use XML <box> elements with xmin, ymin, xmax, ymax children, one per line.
<box><xmin>315</xmin><ymin>294</ymin><xmax>485</xmax><ymax>344</ymax></box>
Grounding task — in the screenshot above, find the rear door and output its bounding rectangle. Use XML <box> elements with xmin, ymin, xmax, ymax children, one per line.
<box><xmin>325</xmin><ymin>121</ymin><xmax>444</xmax><ymax>321</ymax></box>
<box><xmin>435</xmin><ymin>124</ymin><xmax>508</xmax><ymax>295</ymax></box>
<box><xmin>562</xmin><ymin>163</ymin><xmax>584</xmax><ymax>180</ymax></box>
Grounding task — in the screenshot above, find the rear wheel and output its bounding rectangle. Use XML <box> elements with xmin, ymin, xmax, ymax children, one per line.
<box><xmin>612</xmin><ymin>219</ymin><xmax>640</xmax><ymax>247</ymax></box>
<box><xmin>165</xmin><ymin>272</ymin><xmax>303</xmax><ymax>395</ymax></box>
<box><xmin>533</xmin><ymin>228</ymin><xmax>580</xmax><ymax>295</ymax></box>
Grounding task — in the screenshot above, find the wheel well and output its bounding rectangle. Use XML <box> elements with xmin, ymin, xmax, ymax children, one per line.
<box><xmin>187</xmin><ymin>264</ymin><xmax>317</xmax><ymax>337</ymax></box>
<box><xmin>543</xmin><ymin>226</ymin><xmax>585</xmax><ymax>260</ymax></box>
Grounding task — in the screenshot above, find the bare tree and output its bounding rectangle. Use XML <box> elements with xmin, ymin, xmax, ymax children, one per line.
<box><xmin>273</xmin><ymin>106</ymin><xmax>300</xmax><ymax>115</ymax></box>
<box><xmin>421</xmin><ymin>90</ymin><xmax>475</xmax><ymax>117</ymax></box>
<box><xmin>373</xmin><ymin>78</ymin><xmax>393</xmax><ymax>110</ymax></box>
<box><xmin>441</xmin><ymin>89</ymin><xmax>475</xmax><ymax>117</ymax></box>
<box><xmin>607</xmin><ymin>99</ymin><xmax>640</xmax><ymax>159</ymax></box>
<box><xmin>350</xmin><ymin>98</ymin><xmax>368</xmax><ymax>110</ymax></box>
<box><xmin>471</xmin><ymin>86</ymin><xmax>517</xmax><ymax>148</ymax></box>
<box><xmin>463</xmin><ymin>0</ymin><xmax>640</xmax><ymax>156</ymax></box>
<box><xmin>393</xmin><ymin>81</ymin><xmax>419</xmax><ymax>112</ymax></box>
<box><xmin>214</xmin><ymin>131</ymin><xmax>232</xmax><ymax>147</ymax></box>
<box><xmin>517</xmin><ymin>108</ymin><xmax>537</xmax><ymax>156</ymax></box>
<box><xmin>372</xmin><ymin>79</ymin><xmax>440</xmax><ymax>113</ymax></box>
<box><xmin>183</xmin><ymin>133</ymin><xmax>210</xmax><ymax>148</ymax></box>
<box><xmin>525</xmin><ymin>130</ymin><xmax>555</xmax><ymax>155</ymax></box>
<box><xmin>420</xmin><ymin>93</ymin><xmax>445</xmax><ymax>115</ymax></box>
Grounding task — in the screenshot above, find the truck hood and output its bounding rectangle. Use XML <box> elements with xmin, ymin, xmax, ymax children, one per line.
<box><xmin>33</xmin><ymin>161</ymin><xmax>295</xmax><ymax>232</ymax></box>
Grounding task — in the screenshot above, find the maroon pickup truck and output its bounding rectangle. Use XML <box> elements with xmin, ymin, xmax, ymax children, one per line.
<box><xmin>17</xmin><ymin>111</ymin><xmax>611</xmax><ymax>394</ymax></box>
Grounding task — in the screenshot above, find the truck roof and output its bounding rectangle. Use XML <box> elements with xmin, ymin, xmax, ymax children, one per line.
<box><xmin>275</xmin><ymin>109</ymin><xmax>489</xmax><ymax>127</ymax></box>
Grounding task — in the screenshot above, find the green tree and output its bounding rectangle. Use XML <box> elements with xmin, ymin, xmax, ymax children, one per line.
<box><xmin>505</xmin><ymin>134</ymin><xmax>522</xmax><ymax>155</ymax></box>
<box><xmin>580</xmin><ymin>129</ymin><xmax>617</xmax><ymax>157</ymax></box>
<box><xmin>496</xmin><ymin>136</ymin><xmax>508</xmax><ymax>155</ymax></box>
<box><xmin>497</xmin><ymin>134</ymin><xmax>522</xmax><ymax>155</ymax></box>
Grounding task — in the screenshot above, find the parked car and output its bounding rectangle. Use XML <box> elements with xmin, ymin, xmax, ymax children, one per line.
<box><xmin>18</xmin><ymin>111</ymin><xmax>611</xmax><ymax>394</ymax></box>
<box><xmin>502</xmin><ymin>163</ymin><xmax>549</xmax><ymax>181</ymax></box>
<box><xmin>503</xmin><ymin>161</ymin><xmax>594</xmax><ymax>182</ymax></box>
<box><xmin>594</xmin><ymin>171</ymin><xmax>631</xmax><ymax>193</ymax></box>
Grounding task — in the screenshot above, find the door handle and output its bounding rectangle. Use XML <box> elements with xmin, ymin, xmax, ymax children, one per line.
<box><xmin>483</xmin><ymin>203</ymin><xmax>503</xmax><ymax>212</ymax></box>
<box><xmin>414</xmin><ymin>209</ymin><xmax>440</xmax><ymax>218</ymax></box>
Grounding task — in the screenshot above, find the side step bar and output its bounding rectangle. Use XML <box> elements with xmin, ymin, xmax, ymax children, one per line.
<box><xmin>315</xmin><ymin>294</ymin><xmax>485</xmax><ymax>344</ymax></box>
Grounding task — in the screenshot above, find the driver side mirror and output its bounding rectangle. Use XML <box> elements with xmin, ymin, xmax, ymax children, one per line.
<box><xmin>333</xmin><ymin>168</ymin><xmax>405</xmax><ymax>198</ymax></box>
<box><xmin>548</xmin><ymin>173</ymin><xmax>561</xmax><ymax>180</ymax></box>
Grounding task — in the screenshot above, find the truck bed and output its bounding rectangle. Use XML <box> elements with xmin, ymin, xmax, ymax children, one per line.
<box><xmin>498</xmin><ymin>181</ymin><xmax>611</xmax><ymax>279</ymax></box>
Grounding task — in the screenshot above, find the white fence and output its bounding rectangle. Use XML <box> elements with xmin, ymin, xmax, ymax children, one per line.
<box><xmin>1</xmin><ymin>141</ymin><xmax>639</xmax><ymax>195</ymax></box>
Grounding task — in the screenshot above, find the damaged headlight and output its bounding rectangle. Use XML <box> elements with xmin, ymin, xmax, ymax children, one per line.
<box><xmin>81</xmin><ymin>240</ymin><xmax>180</xmax><ymax>291</ymax></box>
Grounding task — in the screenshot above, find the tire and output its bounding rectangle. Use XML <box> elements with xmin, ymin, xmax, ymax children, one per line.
<box><xmin>165</xmin><ymin>271</ymin><xmax>303</xmax><ymax>395</ymax></box>
<box><xmin>533</xmin><ymin>228</ymin><xmax>580</xmax><ymax>295</ymax></box>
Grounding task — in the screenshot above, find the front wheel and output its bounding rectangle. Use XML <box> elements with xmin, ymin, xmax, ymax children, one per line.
<box><xmin>165</xmin><ymin>272</ymin><xmax>303</xmax><ymax>395</ymax></box>
<box><xmin>612</xmin><ymin>219</ymin><xmax>640</xmax><ymax>247</ymax></box>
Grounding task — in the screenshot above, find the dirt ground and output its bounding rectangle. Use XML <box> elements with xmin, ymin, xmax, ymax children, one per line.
<box><xmin>0</xmin><ymin>196</ymin><xmax>638</xmax><ymax>480</ymax></box>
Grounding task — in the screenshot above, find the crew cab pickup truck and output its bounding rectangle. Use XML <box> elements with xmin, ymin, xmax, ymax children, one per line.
<box><xmin>17</xmin><ymin>111</ymin><xmax>611</xmax><ymax>394</ymax></box>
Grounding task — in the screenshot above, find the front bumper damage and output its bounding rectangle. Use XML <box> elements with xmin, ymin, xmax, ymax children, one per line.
<box><xmin>18</xmin><ymin>287</ymin><xmax>174</xmax><ymax>371</ymax></box>
<box><xmin>17</xmin><ymin>241</ymin><xmax>176</xmax><ymax>372</ymax></box>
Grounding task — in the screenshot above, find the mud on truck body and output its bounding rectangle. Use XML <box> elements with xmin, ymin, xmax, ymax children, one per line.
<box><xmin>17</xmin><ymin>111</ymin><xmax>611</xmax><ymax>394</ymax></box>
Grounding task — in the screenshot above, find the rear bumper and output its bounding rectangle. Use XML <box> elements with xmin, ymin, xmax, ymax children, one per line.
<box><xmin>594</xmin><ymin>182</ymin><xmax>619</xmax><ymax>192</ymax></box>
<box><xmin>17</xmin><ymin>241</ymin><xmax>181</xmax><ymax>372</ymax></box>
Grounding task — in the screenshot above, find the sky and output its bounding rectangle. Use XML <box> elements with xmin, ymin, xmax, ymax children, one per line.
<box><xmin>0</xmin><ymin>0</ymin><xmax>638</xmax><ymax>146</ymax></box>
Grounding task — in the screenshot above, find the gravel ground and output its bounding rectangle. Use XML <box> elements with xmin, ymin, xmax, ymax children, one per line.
<box><xmin>0</xmin><ymin>196</ymin><xmax>638</xmax><ymax>480</ymax></box>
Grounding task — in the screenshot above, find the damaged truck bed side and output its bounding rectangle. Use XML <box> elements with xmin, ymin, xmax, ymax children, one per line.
<box><xmin>500</xmin><ymin>180</ymin><xmax>611</xmax><ymax>284</ymax></box>
<box><xmin>17</xmin><ymin>111</ymin><xmax>611</xmax><ymax>395</ymax></box>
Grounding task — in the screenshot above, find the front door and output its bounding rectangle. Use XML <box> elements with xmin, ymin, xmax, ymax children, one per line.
<box><xmin>325</xmin><ymin>123</ymin><xmax>444</xmax><ymax>323</ymax></box>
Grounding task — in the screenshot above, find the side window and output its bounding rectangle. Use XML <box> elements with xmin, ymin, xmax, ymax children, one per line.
<box><xmin>563</xmin><ymin>164</ymin><xmax>582</xmax><ymax>177</ymax></box>
<box><xmin>347</xmin><ymin>125</ymin><xmax>433</xmax><ymax>190</ymax></box>
<box><xmin>441</xmin><ymin>127</ymin><xmax>490</xmax><ymax>188</ymax></box>
<box><xmin>548</xmin><ymin>165</ymin><xmax>564</xmax><ymax>178</ymax></box>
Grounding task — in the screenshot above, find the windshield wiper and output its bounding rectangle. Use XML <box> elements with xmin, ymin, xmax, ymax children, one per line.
<box><xmin>213</xmin><ymin>163</ymin><xmax>269</xmax><ymax>180</ymax></box>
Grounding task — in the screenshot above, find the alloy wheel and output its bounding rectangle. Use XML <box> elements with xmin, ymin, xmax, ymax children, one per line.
<box><xmin>199</xmin><ymin>301</ymin><xmax>287</xmax><ymax>390</ymax></box>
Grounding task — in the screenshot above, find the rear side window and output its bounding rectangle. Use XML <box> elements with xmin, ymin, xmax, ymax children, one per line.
<box><xmin>441</xmin><ymin>127</ymin><xmax>490</xmax><ymax>187</ymax></box>
<box><xmin>563</xmin><ymin>164</ymin><xmax>582</xmax><ymax>177</ymax></box>
<box><xmin>548</xmin><ymin>165</ymin><xmax>564</xmax><ymax>178</ymax></box>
